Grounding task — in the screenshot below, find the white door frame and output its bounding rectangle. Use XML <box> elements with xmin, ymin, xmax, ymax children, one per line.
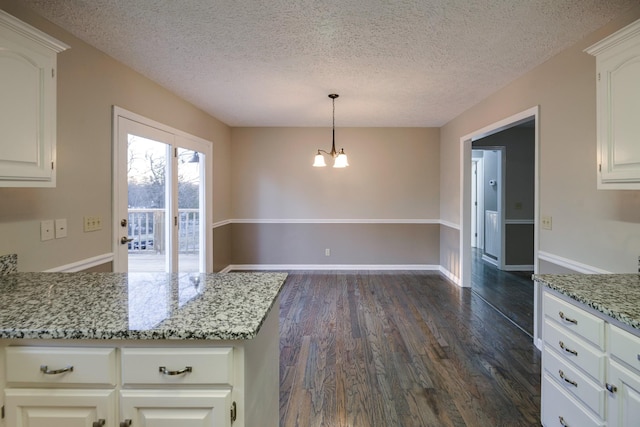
<box><xmin>459</xmin><ymin>106</ymin><xmax>540</xmax><ymax>344</ymax></box>
<box><xmin>112</xmin><ymin>106</ymin><xmax>213</xmax><ymax>273</ymax></box>
<box><xmin>471</xmin><ymin>154</ymin><xmax>485</xmax><ymax>250</ymax></box>
<box><xmin>459</xmin><ymin>106</ymin><xmax>539</xmax><ymax>287</ymax></box>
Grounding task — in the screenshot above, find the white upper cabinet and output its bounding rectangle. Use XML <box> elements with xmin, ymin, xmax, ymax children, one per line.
<box><xmin>586</xmin><ymin>19</ymin><xmax>640</xmax><ymax>190</ymax></box>
<box><xmin>0</xmin><ymin>10</ymin><xmax>69</xmax><ymax>187</ymax></box>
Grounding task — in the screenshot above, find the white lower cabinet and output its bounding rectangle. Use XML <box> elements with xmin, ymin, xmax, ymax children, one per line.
<box><xmin>5</xmin><ymin>389</ymin><xmax>115</xmax><ymax>427</ymax></box>
<box><xmin>541</xmin><ymin>289</ymin><xmax>640</xmax><ymax>426</ymax></box>
<box><xmin>607</xmin><ymin>360</ymin><xmax>640</xmax><ymax>427</ymax></box>
<box><xmin>541</xmin><ymin>373</ymin><xmax>604</xmax><ymax>427</ymax></box>
<box><xmin>3</xmin><ymin>346</ymin><xmax>236</xmax><ymax>427</ymax></box>
<box><xmin>120</xmin><ymin>389</ymin><xmax>232</xmax><ymax>427</ymax></box>
<box><xmin>119</xmin><ymin>347</ymin><xmax>234</xmax><ymax>427</ymax></box>
<box><xmin>607</xmin><ymin>324</ymin><xmax>640</xmax><ymax>427</ymax></box>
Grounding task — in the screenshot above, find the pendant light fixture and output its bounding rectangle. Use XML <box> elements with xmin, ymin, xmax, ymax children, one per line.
<box><xmin>313</xmin><ymin>94</ymin><xmax>349</xmax><ymax>168</ymax></box>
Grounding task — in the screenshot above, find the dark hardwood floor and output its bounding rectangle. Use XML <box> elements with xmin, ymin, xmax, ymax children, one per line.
<box><xmin>279</xmin><ymin>271</ymin><xmax>541</xmax><ymax>426</ymax></box>
<box><xmin>470</xmin><ymin>249</ymin><xmax>535</xmax><ymax>337</ymax></box>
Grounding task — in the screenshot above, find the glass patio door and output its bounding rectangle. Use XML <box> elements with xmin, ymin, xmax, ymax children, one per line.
<box><xmin>114</xmin><ymin>110</ymin><xmax>208</xmax><ymax>273</ymax></box>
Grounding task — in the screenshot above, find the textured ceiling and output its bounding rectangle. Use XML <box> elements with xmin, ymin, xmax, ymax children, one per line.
<box><xmin>19</xmin><ymin>0</ymin><xmax>637</xmax><ymax>127</ymax></box>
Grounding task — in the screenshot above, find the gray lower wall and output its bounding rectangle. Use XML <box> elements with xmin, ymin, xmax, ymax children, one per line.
<box><xmin>538</xmin><ymin>259</ymin><xmax>582</xmax><ymax>274</ymax></box>
<box><xmin>439</xmin><ymin>225</ymin><xmax>460</xmax><ymax>279</ymax></box>
<box><xmin>213</xmin><ymin>224</ymin><xmax>232</xmax><ymax>272</ymax></box>
<box><xmin>505</xmin><ymin>223</ymin><xmax>534</xmax><ymax>266</ymax></box>
<box><xmin>229</xmin><ymin>223</ymin><xmax>440</xmax><ymax>266</ymax></box>
<box><xmin>83</xmin><ymin>262</ymin><xmax>113</xmax><ymax>273</ymax></box>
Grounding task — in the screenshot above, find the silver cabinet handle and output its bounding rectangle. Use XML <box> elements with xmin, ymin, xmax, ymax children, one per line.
<box><xmin>159</xmin><ymin>366</ymin><xmax>192</xmax><ymax>376</ymax></box>
<box><xmin>120</xmin><ymin>420</ymin><xmax>132</xmax><ymax>427</ymax></box>
<box><xmin>559</xmin><ymin>415</ymin><xmax>569</xmax><ymax>426</ymax></box>
<box><xmin>40</xmin><ymin>364</ymin><xmax>74</xmax><ymax>375</ymax></box>
<box><xmin>559</xmin><ymin>311</ymin><xmax>578</xmax><ymax>324</ymax></box>
<box><xmin>93</xmin><ymin>420</ymin><xmax>106</xmax><ymax>427</ymax></box>
<box><xmin>606</xmin><ymin>383</ymin><xmax>618</xmax><ymax>393</ymax></box>
<box><xmin>559</xmin><ymin>341</ymin><xmax>578</xmax><ymax>356</ymax></box>
<box><xmin>559</xmin><ymin>370</ymin><xmax>578</xmax><ymax>387</ymax></box>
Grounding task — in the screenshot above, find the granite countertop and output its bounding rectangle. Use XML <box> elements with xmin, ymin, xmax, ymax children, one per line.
<box><xmin>534</xmin><ymin>274</ymin><xmax>640</xmax><ymax>330</ymax></box>
<box><xmin>0</xmin><ymin>272</ymin><xmax>287</xmax><ymax>340</ymax></box>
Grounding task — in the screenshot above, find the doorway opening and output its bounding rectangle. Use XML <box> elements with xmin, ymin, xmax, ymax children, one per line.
<box><xmin>460</xmin><ymin>106</ymin><xmax>539</xmax><ymax>341</ymax></box>
<box><xmin>112</xmin><ymin>107</ymin><xmax>213</xmax><ymax>273</ymax></box>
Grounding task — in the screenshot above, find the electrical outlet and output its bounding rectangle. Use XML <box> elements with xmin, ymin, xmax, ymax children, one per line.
<box><xmin>84</xmin><ymin>216</ymin><xmax>103</xmax><ymax>232</ymax></box>
<box><xmin>541</xmin><ymin>215</ymin><xmax>552</xmax><ymax>230</ymax></box>
<box><xmin>325</xmin><ymin>248</ymin><xmax>331</xmax><ymax>257</ymax></box>
<box><xmin>55</xmin><ymin>218</ymin><xmax>67</xmax><ymax>238</ymax></box>
<box><xmin>41</xmin><ymin>220</ymin><xmax>54</xmax><ymax>241</ymax></box>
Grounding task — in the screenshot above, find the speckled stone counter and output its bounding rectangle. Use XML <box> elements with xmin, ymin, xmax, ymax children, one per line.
<box><xmin>0</xmin><ymin>253</ymin><xmax>17</xmax><ymax>275</ymax></box>
<box><xmin>534</xmin><ymin>274</ymin><xmax>640</xmax><ymax>331</ymax></box>
<box><xmin>0</xmin><ymin>272</ymin><xmax>287</xmax><ymax>340</ymax></box>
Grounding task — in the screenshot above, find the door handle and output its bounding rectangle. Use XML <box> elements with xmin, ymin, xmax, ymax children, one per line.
<box><xmin>121</xmin><ymin>236</ymin><xmax>133</xmax><ymax>244</ymax></box>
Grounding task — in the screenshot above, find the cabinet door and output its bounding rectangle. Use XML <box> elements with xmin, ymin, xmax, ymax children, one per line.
<box><xmin>588</xmin><ymin>19</ymin><xmax>640</xmax><ymax>189</ymax></box>
<box><xmin>4</xmin><ymin>388</ymin><xmax>115</xmax><ymax>427</ymax></box>
<box><xmin>0</xmin><ymin>11</ymin><xmax>67</xmax><ymax>187</ymax></box>
<box><xmin>607</xmin><ymin>360</ymin><xmax>640</xmax><ymax>427</ymax></box>
<box><xmin>120</xmin><ymin>389</ymin><xmax>232</xmax><ymax>427</ymax></box>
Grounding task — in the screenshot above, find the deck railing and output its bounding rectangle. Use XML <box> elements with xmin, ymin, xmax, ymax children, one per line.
<box><xmin>128</xmin><ymin>208</ymin><xmax>199</xmax><ymax>254</ymax></box>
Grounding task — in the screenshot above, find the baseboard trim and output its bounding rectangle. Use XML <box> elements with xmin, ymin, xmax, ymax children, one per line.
<box><xmin>482</xmin><ymin>254</ymin><xmax>498</xmax><ymax>266</ymax></box>
<box><xmin>538</xmin><ymin>251</ymin><xmax>611</xmax><ymax>274</ymax></box>
<box><xmin>45</xmin><ymin>253</ymin><xmax>114</xmax><ymax>272</ymax></box>
<box><xmin>502</xmin><ymin>264</ymin><xmax>534</xmax><ymax>272</ymax></box>
<box><xmin>213</xmin><ymin>218</ymin><xmax>459</xmax><ymax>228</ymax></box>
<box><xmin>438</xmin><ymin>266</ymin><xmax>462</xmax><ymax>287</ymax></box>
<box><xmin>226</xmin><ymin>264</ymin><xmax>440</xmax><ymax>272</ymax></box>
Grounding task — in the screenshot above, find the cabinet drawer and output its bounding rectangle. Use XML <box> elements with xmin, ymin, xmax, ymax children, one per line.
<box><xmin>609</xmin><ymin>324</ymin><xmax>640</xmax><ymax>375</ymax></box>
<box><xmin>5</xmin><ymin>346</ymin><xmax>116</xmax><ymax>385</ymax></box>
<box><xmin>543</xmin><ymin>346</ymin><xmax>605</xmax><ymax>418</ymax></box>
<box><xmin>544</xmin><ymin>292</ymin><xmax>605</xmax><ymax>350</ymax></box>
<box><xmin>121</xmin><ymin>347</ymin><xmax>233</xmax><ymax>386</ymax></box>
<box><xmin>542</xmin><ymin>373</ymin><xmax>605</xmax><ymax>427</ymax></box>
<box><xmin>544</xmin><ymin>319</ymin><xmax>605</xmax><ymax>383</ymax></box>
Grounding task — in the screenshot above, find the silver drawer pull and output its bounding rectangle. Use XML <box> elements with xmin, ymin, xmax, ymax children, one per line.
<box><xmin>558</xmin><ymin>311</ymin><xmax>578</xmax><ymax>324</ymax></box>
<box><xmin>120</xmin><ymin>420</ymin><xmax>132</xmax><ymax>427</ymax></box>
<box><xmin>92</xmin><ymin>420</ymin><xmax>106</xmax><ymax>427</ymax></box>
<box><xmin>159</xmin><ymin>366</ymin><xmax>192</xmax><ymax>376</ymax></box>
<box><xmin>559</xmin><ymin>370</ymin><xmax>578</xmax><ymax>387</ymax></box>
<box><xmin>559</xmin><ymin>341</ymin><xmax>578</xmax><ymax>356</ymax></box>
<box><xmin>559</xmin><ymin>415</ymin><xmax>569</xmax><ymax>427</ymax></box>
<box><xmin>40</xmin><ymin>364</ymin><xmax>74</xmax><ymax>375</ymax></box>
<box><xmin>606</xmin><ymin>382</ymin><xmax>618</xmax><ymax>393</ymax></box>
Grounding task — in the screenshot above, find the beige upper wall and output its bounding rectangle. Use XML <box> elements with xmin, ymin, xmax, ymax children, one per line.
<box><xmin>231</xmin><ymin>127</ymin><xmax>440</xmax><ymax>220</ymax></box>
<box><xmin>440</xmin><ymin>7</ymin><xmax>640</xmax><ymax>273</ymax></box>
<box><xmin>0</xmin><ymin>1</ymin><xmax>231</xmax><ymax>271</ymax></box>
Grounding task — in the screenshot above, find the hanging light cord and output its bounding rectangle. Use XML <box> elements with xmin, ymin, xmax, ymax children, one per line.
<box><xmin>331</xmin><ymin>95</ymin><xmax>337</xmax><ymax>156</ymax></box>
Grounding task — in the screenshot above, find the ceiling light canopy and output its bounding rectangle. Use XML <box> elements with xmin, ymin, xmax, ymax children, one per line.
<box><xmin>313</xmin><ymin>94</ymin><xmax>349</xmax><ymax>168</ymax></box>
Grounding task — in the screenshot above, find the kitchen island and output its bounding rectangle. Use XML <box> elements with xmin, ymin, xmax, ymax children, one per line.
<box><xmin>534</xmin><ymin>274</ymin><xmax>640</xmax><ymax>427</ymax></box>
<box><xmin>0</xmin><ymin>271</ymin><xmax>287</xmax><ymax>427</ymax></box>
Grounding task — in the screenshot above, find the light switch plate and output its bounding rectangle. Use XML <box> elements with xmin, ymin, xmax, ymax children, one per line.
<box><xmin>41</xmin><ymin>220</ymin><xmax>54</xmax><ymax>241</ymax></box>
<box><xmin>55</xmin><ymin>218</ymin><xmax>67</xmax><ymax>238</ymax></box>
<box><xmin>84</xmin><ymin>215</ymin><xmax>103</xmax><ymax>232</ymax></box>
